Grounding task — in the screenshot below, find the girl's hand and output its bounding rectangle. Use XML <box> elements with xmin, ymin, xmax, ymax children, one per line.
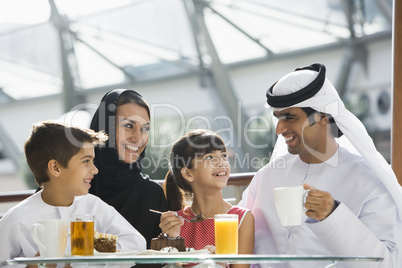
<box><xmin>159</xmin><ymin>211</ymin><xmax>184</xmax><ymax>238</ymax></box>
<box><xmin>203</xmin><ymin>245</ymin><xmax>216</xmax><ymax>254</ymax></box>
<box><xmin>204</xmin><ymin>245</ymin><xmax>226</xmax><ymax>267</ymax></box>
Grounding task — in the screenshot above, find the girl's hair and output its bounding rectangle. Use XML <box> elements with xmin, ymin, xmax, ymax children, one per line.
<box><xmin>115</xmin><ymin>90</ymin><xmax>150</xmax><ymax>118</ymax></box>
<box><xmin>163</xmin><ymin>129</ymin><xmax>226</xmax><ymax>211</ymax></box>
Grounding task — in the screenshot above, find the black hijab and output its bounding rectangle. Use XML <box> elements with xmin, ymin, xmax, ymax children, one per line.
<box><xmin>89</xmin><ymin>89</ymin><xmax>167</xmax><ymax>248</ymax></box>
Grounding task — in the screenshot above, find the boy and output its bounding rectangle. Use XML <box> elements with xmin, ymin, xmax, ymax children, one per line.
<box><xmin>0</xmin><ymin>121</ymin><xmax>146</xmax><ymax>265</ymax></box>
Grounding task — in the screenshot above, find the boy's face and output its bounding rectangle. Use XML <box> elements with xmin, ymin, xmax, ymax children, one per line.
<box><xmin>59</xmin><ymin>142</ymin><xmax>98</xmax><ymax>197</ymax></box>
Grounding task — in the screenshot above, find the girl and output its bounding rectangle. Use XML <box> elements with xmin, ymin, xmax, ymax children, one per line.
<box><xmin>160</xmin><ymin>129</ymin><xmax>254</xmax><ymax>265</ymax></box>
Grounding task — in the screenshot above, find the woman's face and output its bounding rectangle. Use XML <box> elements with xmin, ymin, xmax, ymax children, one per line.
<box><xmin>115</xmin><ymin>102</ymin><xmax>150</xmax><ymax>164</ymax></box>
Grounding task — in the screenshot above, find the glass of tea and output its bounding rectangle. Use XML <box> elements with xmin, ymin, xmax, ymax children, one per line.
<box><xmin>70</xmin><ymin>214</ymin><xmax>94</xmax><ymax>256</ymax></box>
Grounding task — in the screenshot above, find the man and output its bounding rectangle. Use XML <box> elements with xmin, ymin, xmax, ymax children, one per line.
<box><xmin>238</xmin><ymin>63</ymin><xmax>402</xmax><ymax>268</ymax></box>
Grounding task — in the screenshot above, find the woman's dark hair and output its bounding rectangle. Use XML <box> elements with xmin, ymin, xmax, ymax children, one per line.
<box><xmin>301</xmin><ymin>107</ymin><xmax>343</xmax><ymax>138</ymax></box>
<box><xmin>116</xmin><ymin>90</ymin><xmax>150</xmax><ymax>118</ymax></box>
<box><xmin>163</xmin><ymin>129</ymin><xmax>226</xmax><ymax>211</ymax></box>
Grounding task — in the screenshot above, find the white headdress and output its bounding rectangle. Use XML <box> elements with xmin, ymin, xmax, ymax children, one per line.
<box><xmin>266</xmin><ymin>63</ymin><xmax>402</xmax><ymax>217</ymax></box>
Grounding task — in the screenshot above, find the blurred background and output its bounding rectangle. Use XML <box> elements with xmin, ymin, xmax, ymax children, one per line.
<box><xmin>0</xmin><ymin>0</ymin><xmax>393</xmax><ymax>212</ymax></box>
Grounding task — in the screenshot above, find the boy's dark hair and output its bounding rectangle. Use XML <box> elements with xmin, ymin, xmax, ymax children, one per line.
<box><xmin>24</xmin><ymin>121</ymin><xmax>108</xmax><ymax>186</ymax></box>
<box><xmin>163</xmin><ymin>129</ymin><xmax>226</xmax><ymax>211</ymax></box>
<box><xmin>301</xmin><ymin>107</ymin><xmax>343</xmax><ymax>138</ymax></box>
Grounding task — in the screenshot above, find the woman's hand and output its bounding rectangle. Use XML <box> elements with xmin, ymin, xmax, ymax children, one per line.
<box><xmin>159</xmin><ymin>211</ymin><xmax>183</xmax><ymax>238</ymax></box>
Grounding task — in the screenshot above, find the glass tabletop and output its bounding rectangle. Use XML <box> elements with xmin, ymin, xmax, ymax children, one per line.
<box><xmin>7</xmin><ymin>253</ymin><xmax>383</xmax><ymax>266</ymax></box>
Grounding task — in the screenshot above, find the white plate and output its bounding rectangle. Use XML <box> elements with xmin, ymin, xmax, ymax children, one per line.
<box><xmin>64</xmin><ymin>251</ymin><xmax>140</xmax><ymax>257</ymax></box>
<box><xmin>65</xmin><ymin>249</ymin><xmax>210</xmax><ymax>257</ymax></box>
<box><xmin>138</xmin><ymin>249</ymin><xmax>210</xmax><ymax>255</ymax></box>
<box><xmin>94</xmin><ymin>251</ymin><xmax>140</xmax><ymax>256</ymax></box>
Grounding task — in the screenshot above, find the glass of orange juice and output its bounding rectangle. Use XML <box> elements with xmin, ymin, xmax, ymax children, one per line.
<box><xmin>214</xmin><ymin>214</ymin><xmax>238</xmax><ymax>254</ymax></box>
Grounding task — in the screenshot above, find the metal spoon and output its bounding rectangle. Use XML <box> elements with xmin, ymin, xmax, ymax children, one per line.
<box><xmin>188</xmin><ymin>212</ymin><xmax>207</xmax><ymax>223</ymax></box>
<box><xmin>149</xmin><ymin>209</ymin><xmax>206</xmax><ymax>223</ymax></box>
<box><xmin>150</xmin><ymin>209</ymin><xmax>190</xmax><ymax>222</ymax></box>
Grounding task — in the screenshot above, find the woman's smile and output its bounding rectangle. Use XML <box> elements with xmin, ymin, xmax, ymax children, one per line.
<box><xmin>123</xmin><ymin>143</ymin><xmax>141</xmax><ymax>152</ymax></box>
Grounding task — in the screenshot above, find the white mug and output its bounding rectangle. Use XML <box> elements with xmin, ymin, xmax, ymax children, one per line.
<box><xmin>273</xmin><ymin>186</ymin><xmax>310</xmax><ymax>226</ymax></box>
<box><xmin>31</xmin><ymin>219</ymin><xmax>69</xmax><ymax>257</ymax></box>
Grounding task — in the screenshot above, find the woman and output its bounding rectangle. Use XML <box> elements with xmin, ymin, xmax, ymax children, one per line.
<box><xmin>90</xmin><ymin>89</ymin><xmax>167</xmax><ymax>248</ymax></box>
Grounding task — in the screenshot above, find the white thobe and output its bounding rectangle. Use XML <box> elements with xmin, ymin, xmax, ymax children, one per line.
<box><xmin>239</xmin><ymin>147</ymin><xmax>400</xmax><ymax>268</ymax></box>
<box><xmin>0</xmin><ymin>192</ymin><xmax>146</xmax><ymax>266</ymax></box>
